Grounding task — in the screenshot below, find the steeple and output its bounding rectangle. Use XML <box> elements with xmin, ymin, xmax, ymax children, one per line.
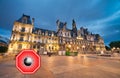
<box><xmin>63</xmin><ymin>22</ymin><xmax>67</xmax><ymax>30</ymax></box>
<box><xmin>72</xmin><ymin>19</ymin><xmax>76</xmax><ymax>29</ymax></box>
<box><xmin>32</xmin><ymin>18</ymin><xmax>35</xmax><ymax>25</ymax></box>
<box><xmin>72</xmin><ymin>19</ymin><xmax>77</xmax><ymax>37</ymax></box>
<box><xmin>56</xmin><ymin>19</ymin><xmax>60</xmax><ymax>30</ymax></box>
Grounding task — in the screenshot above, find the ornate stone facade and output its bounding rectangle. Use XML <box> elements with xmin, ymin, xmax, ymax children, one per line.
<box><xmin>8</xmin><ymin>14</ymin><xmax>106</xmax><ymax>54</ymax></box>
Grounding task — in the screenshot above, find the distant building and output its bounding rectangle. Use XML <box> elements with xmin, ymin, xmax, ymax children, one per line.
<box><xmin>0</xmin><ymin>36</ymin><xmax>9</xmax><ymax>47</ymax></box>
<box><xmin>0</xmin><ymin>40</ymin><xmax>8</xmax><ymax>47</ymax></box>
<box><xmin>8</xmin><ymin>14</ymin><xmax>106</xmax><ymax>54</ymax></box>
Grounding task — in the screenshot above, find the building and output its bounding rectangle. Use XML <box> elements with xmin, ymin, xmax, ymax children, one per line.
<box><xmin>8</xmin><ymin>14</ymin><xmax>106</xmax><ymax>54</ymax></box>
<box><xmin>0</xmin><ymin>36</ymin><xmax>9</xmax><ymax>47</ymax></box>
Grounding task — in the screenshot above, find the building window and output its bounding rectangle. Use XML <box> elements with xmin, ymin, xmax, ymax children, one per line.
<box><xmin>49</xmin><ymin>46</ymin><xmax>51</xmax><ymax>50</ymax></box>
<box><xmin>12</xmin><ymin>34</ymin><xmax>15</xmax><ymax>40</ymax></box>
<box><xmin>20</xmin><ymin>34</ymin><xmax>24</xmax><ymax>36</ymax></box>
<box><xmin>52</xmin><ymin>46</ymin><xmax>54</xmax><ymax>50</ymax></box>
<box><xmin>14</xmin><ymin>26</ymin><xmax>17</xmax><ymax>31</ymax></box>
<box><xmin>22</xmin><ymin>17</ymin><xmax>27</xmax><ymax>24</ymax></box>
<box><xmin>45</xmin><ymin>31</ymin><xmax>48</xmax><ymax>36</ymax></box>
<box><xmin>19</xmin><ymin>37</ymin><xmax>24</xmax><ymax>41</ymax></box>
<box><xmin>29</xmin><ymin>28</ymin><xmax>31</xmax><ymax>33</ymax></box>
<box><xmin>42</xmin><ymin>33</ymin><xmax>44</xmax><ymax>35</ymax></box>
<box><xmin>37</xmin><ymin>46</ymin><xmax>40</xmax><ymax>49</ymax></box>
<box><xmin>21</xmin><ymin>27</ymin><xmax>25</xmax><ymax>32</ymax></box>
<box><xmin>33</xmin><ymin>45</ymin><xmax>36</xmax><ymax>49</ymax></box>
<box><xmin>38</xmin><ymin>30</ymin><xmax>41</xmax><ymax>35</ymax></box>
<box><xmin>18</xmin><ymin>44</ymin><xmax>22</xmax><ymax>49</ymax></box>
<box><xmin>52</xmin><ymin>32</ymin><xmax>54</xmax><ymax>36</ymax></box>
<box><xmin>38</xmin><ymin>36</ymin><xmax>40</xmax><ymax>39</ymax></box>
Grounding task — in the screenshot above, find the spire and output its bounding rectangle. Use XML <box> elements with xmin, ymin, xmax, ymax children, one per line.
<box><xmin>72</xmin><ymin>19</ymin><xmax>77</xmax><ymax>37</ymax></box>
<box><xmin>32</xmin><ymin>18</ymin><xmax>35</xmax><ymax>25</ymax></box>
<box><xmin>72</xmin><ymin>19</ymin><xmax>76</xmax><ymax>29</ymax></box>
<box><xmin>56</xmin><ymin>19</ymin><xmax>60</xmax><ymax>30</ymax></box>
<box><xmin>63</xmin><ymin>22</ymin><xmax>67</xmax><ymax>30</ymax></box>
<box><xmin>72</xmin><ymin>19</ymin><xmax>75</xmax><ymax>23</ymax></box>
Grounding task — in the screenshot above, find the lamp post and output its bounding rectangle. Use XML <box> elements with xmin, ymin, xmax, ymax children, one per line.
<box><xmin>112</xmin><ymin>47</ymin><xmax>115</xmax><ymax>53</ymax></box>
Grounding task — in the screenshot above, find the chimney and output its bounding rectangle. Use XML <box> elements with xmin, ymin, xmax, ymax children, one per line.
<box><xmin>32</xmin><ymin>18</ymin><xmax>35</xmax><ymax>25</ymax></box>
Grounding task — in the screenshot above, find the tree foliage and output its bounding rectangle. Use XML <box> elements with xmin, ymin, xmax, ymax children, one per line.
<box><xmin>105</xmin><ymin>46</ymin><xmax>111</xmax><ymax>51</ymax></box>
<box><xmin>0</xmin><ymin>46</ymin><xmax>8</xmax><ymax>53</ymax></box>
<box><xmin>109</xmin><ymin>41</ymin><xmax>120</xmax><ymax>48</ymax></box>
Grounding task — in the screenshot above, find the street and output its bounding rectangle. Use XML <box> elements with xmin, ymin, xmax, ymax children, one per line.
<box><xmin>0</xmin><ymin>54</ymin><xmax>120</xmax><ymax>78</ymax></box>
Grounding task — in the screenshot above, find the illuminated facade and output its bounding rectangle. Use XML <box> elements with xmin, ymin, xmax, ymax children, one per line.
<box><xmin>8</xmin><ymin>14</ymin><xmax>106</xmax><ymax>54</ymax></box>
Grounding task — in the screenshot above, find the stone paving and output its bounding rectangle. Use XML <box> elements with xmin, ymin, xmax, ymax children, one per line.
<box><xmin>0</xmin><ymin>54</ymin><xmax>120</xmax><ymax>78</ymax></box>
<box><xmin>41</xmin><ymin>54</ymin><xmax>120</xmax><ymax>78</ymax></box>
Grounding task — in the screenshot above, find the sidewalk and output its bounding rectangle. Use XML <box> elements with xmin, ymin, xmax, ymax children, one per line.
<box><xmin>0</xmin><ymin>60</ymin><xmax>55</xmax><ymax>78</ymax></box>
<box><xmin>0</xmin><ymin>55</ymin><xmax>14</xmax><ymax>63</ymax></box>
<box><xmin>28</xmin><ymin>66</ymin><xmax>55</xmax><ymax>78</ymax></box>
<box><xmin>84</xmin><ymin>54</ymin><xmax>120</xmax><ymax>61</ymax></box>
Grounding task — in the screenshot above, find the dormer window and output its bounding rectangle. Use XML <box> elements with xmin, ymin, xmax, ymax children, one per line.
<box><xmin>22</xmin><ymin>17</ymin><xmax>27</xmax><ymax>24</ymax></box>
<box><xmin>38</xmin><ymin>30</ymin><xmax>41</xmax><ymax>35</ymax></box>
<box><xmin>42</xmin><ymin>33</ymin><xmax>44</xmax><ymax>35</ymax></box>
<box><xmin>45</xmin><ymin>31</ymin><xmax>48</xmax><ymax>36</ymax></box>
<box><xmin>52</xmin><ymin>32</ymin><xmax>54</xmax><ymax>36</ymax></box>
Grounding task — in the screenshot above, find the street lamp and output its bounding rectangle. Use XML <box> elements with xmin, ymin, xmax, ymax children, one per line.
<box><xmin>117</xmin><ymin>47</ymin><xmax>119</xmax><ymax>50</ymax></box>
<box><xmin>112</xmin><ymin>47</ymin><xmax>115</xmax><ymax>52</ymax></box>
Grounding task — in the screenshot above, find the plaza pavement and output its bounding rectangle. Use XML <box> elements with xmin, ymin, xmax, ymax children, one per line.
<box><xmin>0</xmin><ymin>54</ymin><xmax>120</xmax><ymax>78</ymax></box>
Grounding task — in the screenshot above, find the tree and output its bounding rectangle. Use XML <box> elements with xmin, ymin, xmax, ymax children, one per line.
<box><xmin>109</xmin><ymin>41</ymin><xmax>120</xmax><ymax>48</ymax></box>
<box><xmin>0</xmin><ymin>46</ymin><xmax>8</xmax><ymax>53</ymax></box>
<box><xmin>105</xmin><ymin>46</ymin><xmax>111</xmax><ymax>51</ymax></box>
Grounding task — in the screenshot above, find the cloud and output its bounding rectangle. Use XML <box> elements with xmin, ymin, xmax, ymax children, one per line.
<box><xmin>96</xmin><ymin>10</ymin><xmax>120</xmax><ymax>24</ymax></box>
<box><xmin>0</xmin><ymin>28</ymin><xmax>11</xmax><ymax>38</ymax></box>
<box><xmin>0</xmin><ymin>0</ymin><xmax>120</xmax><ymax>45</ymax></box>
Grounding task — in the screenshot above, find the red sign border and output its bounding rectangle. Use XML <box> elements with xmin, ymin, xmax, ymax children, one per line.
<box><xmin>16</xmin><ymin>49</ymin><xmax>41</xmax><ymax>74</ymax></box>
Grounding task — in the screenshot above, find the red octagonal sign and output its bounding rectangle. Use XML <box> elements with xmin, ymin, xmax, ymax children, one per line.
<box><xmin>16</xmin><ymin>49</ymin><xmax>41</xmax><ymax>74</ymax></box>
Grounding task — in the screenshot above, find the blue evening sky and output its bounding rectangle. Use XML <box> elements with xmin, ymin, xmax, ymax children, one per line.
<box><xmin>0</xmin><ymin>0</ymin><xmax>120</xmax><ymax>45</ymax></box>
